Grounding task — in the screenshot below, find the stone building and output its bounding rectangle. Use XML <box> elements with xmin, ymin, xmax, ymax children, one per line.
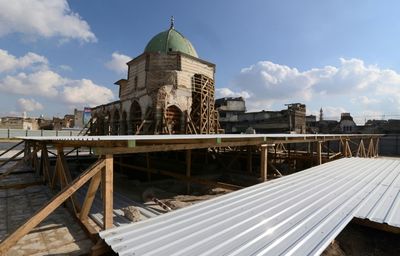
<box><xmin>91</xmin><ymin>19</ymin><xmax>219</xmax><ymax>135</ymax></box>
<box><xmin>339</xmin><ymin>113</ymin><xmax>357</xmax><ymax>133</ymax></box>
<box><xmin>0</xmin><ymin>116</ymin><xmax>40</xmax><ymax>130</ymax></box>
<box><xmin>216</xmin><ymin>97</ymin><xmax>306</xmax><ymax>134</ymax></box>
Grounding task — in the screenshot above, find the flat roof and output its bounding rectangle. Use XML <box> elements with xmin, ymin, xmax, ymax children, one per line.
<box><xmin>99</xmin><ymin>158</ymin><xmax>400</xmax><ymax>255</ymax></box>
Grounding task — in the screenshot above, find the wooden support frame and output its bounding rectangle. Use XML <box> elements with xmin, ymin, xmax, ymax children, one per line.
<box><xmin>102</xmin><ymin>154</ymin><xmax>113</xmax><ymax>230</ymax></box>
<box><xmin>356</xmin><ymin>139</ymin><xmax>367</xmax><ymax>158</ymax></box>
<box><xmin>260</xmin><ymin>145</ymin><xmax>268</xmax><ymax>182</ymax></box>
<box><xmin>40</xmin><ymin>143</ymin><xmax>51</xmax><ymax>184</ymax></box>
<box><xmin>316</xmin><ymin>141</ymin><xmax>322</xmax><ymax>165</ymax></box>
<box><xmin>79</xmin><ymin>172</ymin><xmax>101</xmax><ymax>221</ymax></box>
<box><xmin>0</xmin><ymin>159</ymin><xmax>106</xmax><ymax>254</ymax></box>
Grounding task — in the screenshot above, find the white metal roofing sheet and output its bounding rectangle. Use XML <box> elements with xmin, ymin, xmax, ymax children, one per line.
<box><xmin>99</xmin><ymin>158</ymin><xmax>400</xmax><ymax>256</ymax></box>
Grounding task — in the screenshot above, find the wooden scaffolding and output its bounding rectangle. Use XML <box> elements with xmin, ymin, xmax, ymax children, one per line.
<box><xmin>189</xmin><ymin>74</ymin><xmax>219</xmax><ymax>134</ymax></box>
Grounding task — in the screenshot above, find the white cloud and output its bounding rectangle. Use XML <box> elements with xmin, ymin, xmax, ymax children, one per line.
<box><xmin>61</xmin><ymin>79</ymin><xmax>114</xmax><ymax>107</ymax></box>
<box><xmin>0</xmin><ymin>49</ymin><xmax>48</xmax><ymax>72</ymax></box>
<box><xmin>220</xmin><ymin>58</ymin><xmax>400</xmax><ymax>116</ymax></box>
<box><xmin>16</xmin><ymin>98</ymin><xmax>43</xmax><ymax>112</ymax></box>
<box><xmin>0</xmin><ymin>49</ymin><xmax>115</xmax><ymax>112</ymax></box>
<box><xmin>0</xmin><ymin>70</ymin><xmax>64</xmax><ymax>97</ymax></box>
<box><xmin>59</xmin><ymin>64</ymin><xmax>72</xmax><ymax>71</ymax></box>
<box><xmin>105</xmin><ymin>52</ymin><xmax>131</xmax><ymax>74</ymax></box>
<box><xmin>215</xmin><ymin>88</ymin><xmax>250</xmax><ymax>99</ymax></box>
<box><xmin>0</xmin><ymin>0</ymin><xmax>96</xmax><ymax>42</ymax></box>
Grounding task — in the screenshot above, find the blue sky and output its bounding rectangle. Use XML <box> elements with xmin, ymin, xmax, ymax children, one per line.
<box><xmin>1</xmin><ymin>0</ymin><xmax>400</xmax><ymax>123</ymax></box>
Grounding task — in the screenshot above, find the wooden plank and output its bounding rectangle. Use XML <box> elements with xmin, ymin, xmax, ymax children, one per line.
<box><xmin>316</xmin><ymin>141</ymin><xmax>322</xmax><ymax>165</ymax></box>
<box><xmin>0</xmin><ymin>159</ymin><xmax>105</xmax><ymax>254</ymax></box>
<box><xmin>260</xmin><ymin>145</ymin><xmax>268</xmax><ymax>182</ymax></box>
<box><xmin>102</xmin><ymin>154</ymin><xmax>113</xmax><ymax>230</ymax></box>
<box><xmin>79</xmin><ymin>172</ymin><xmax>102</xmax><ymax>221</ymax></box>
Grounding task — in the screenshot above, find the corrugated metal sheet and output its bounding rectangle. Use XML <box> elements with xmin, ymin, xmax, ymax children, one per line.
<box><xmin>99</xmin><ymin>158</ymin><xmax>400</xmax><ymax>256</ymax></box>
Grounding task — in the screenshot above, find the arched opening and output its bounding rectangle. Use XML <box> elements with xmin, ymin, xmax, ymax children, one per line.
<box><xmin>90</xmin><ymin>114</ymin><xmax>98</xmax><ymax>135</ymax></box>
<box><xmin>121</xmin><ymin>111</ymin><xmax>128</xmax><ymax>135</ymax></box>
<box><xmin>112</xmin><ymin>109</ymin><xmax>120</xmax><ymax>135</ymax></box>
<box><xmin>96</xmin><ymin>115</ymin><xmax>104</xmax><ymax>135</ymax></box>
<box><xmin>130</xmin><ymin>101</ymin><xmax>142</xmax><ymax>134</ymax></box>
<box><xmin>104</xmin><ymin>111</ymin><xmax>111</xmax><ymax>135</ymax></box>
<box><xmin>164</xmin><ymin>105</ymin><xmax>183</xmax><ymax>134</ymax></box>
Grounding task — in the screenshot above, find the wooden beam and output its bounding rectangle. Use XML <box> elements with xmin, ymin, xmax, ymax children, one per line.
<box><xmin>0</xmin><ymin>140</ymin><xmax>24</xmax><ymax>158</ymax></box>
<box><xmin>0</xmin><ymin>159</ymin><xmax>105</xmax><ymax>254</ymax></box>
<box><xmin>0</xmin><ymin>148</ymin><xmax>25</xmax><ymax>170</ymax></box>
<box><xmin>260</xmin><ymin>145</ymin><xmax>268</xmax><ymax>182</ymax></box>
<box><xmin>0</xmin><ymin>149</ymin><xmax>30</xmax><ymax>180</ymax></box>
<box><xmin>41</xmin><ymin>144</ymin><xmax>51</xmax><ymax>184</ymax></box>
<box><xmin>374</xmin><ymin>138</ymin><xmax>380</xmax><ymax>157</ymax></box>
<box><xmin>352</xmin><ymin>217</ymin><xmax>400</xmax><ymax>234</ymax></box>
<box><xmin>57</xmin><ymin>146</ymin><xmax>80</xmax><ymax>214</ymax></box>
<box><xmin>79</xmin><ymin>172</ymin><xmax>102</xmax><ymax>221</ymax></box>
<box><xmin>102</xmin><ymin>154</ymin><xmax>113</xmax><ymax>230</ymax></box>
<box><xmin>316</xmin><ymin>141</ymin><xmax>322</xmax><ymax>165</ymax></box>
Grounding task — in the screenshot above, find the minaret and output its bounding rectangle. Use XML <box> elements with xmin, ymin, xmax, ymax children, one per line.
<box><xmin>319</xmin><ymin>108</ymin><xmax>323</xmax><ymax>121</ymax></box>
<box><xmin>170</xmin><ymin>16</ymin><xmax>174</xmax><ymax>29</ymax></box>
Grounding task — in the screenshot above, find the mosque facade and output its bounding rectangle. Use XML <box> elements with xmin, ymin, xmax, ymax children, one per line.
<box><xmin>91</xmin><ymin>19</ymin><xmax>219</xmax><ymax>135</ymax></box>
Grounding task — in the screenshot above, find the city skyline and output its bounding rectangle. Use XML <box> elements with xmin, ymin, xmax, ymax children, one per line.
<box><xmin>1</xmin><ymin>0</ymin><xmax>400</xmax><ymax>124</ymax></box>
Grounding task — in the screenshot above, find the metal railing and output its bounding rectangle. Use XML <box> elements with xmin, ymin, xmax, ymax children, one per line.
<box><xmin>0</xmin><ymin>129</ymin><xmax>80</xmax><ymax>138</ymax></box>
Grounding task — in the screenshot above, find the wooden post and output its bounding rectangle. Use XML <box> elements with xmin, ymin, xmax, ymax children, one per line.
<box><xmin>186</xmin><ymin>149</ymin><xmax>192</xmax><ymax>194</ymax></box>
<box><xmin>260</xmin><ymin>145</ymin><xmax>268</xmax><ymax>182</ymax></box>
<box><xmin>317</xmin><ymin>141</ymin><xmax>322</xmax><ymax>165</ymax></box>
<box><xmin>41</xmin><ymin>144</ymin><xmax>51</xmax><ymax>184</ymax></box>
<box><xmin>102</xmin><ymin>154</ymin><xmax>113</xmax><ymax>230</ymax></box>
<box><xmin>374</xmin><ymin>138</ymin><xmax>379</xmax><ymax>157</ymax></box>
<box><xmin>327</xmin><ymin>141</ymin><xmax>330</xmax><ymax>159</ymax></box>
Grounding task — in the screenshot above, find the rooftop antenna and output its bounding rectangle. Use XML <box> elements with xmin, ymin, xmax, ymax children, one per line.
<box><xmin>170</xmin><ymin>16</ymin><xmax>175</xmax><ymax>29</ymax></box>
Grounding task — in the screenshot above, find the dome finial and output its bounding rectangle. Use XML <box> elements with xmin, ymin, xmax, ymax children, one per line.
<box><xmin>170</xmin><ymin>16</ymin><xmax>174</xmax><ymax>29</ymax></box>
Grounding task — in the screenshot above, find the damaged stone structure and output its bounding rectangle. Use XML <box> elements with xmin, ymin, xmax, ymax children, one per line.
<box><xmin>91</xmin><ymin>19</ymin><xmax>219</xmax><ymax>135</ymax></box>
<box><xmin>216</xmin><ymin>97</ymin><xmax>306</xmax><ymax>134</ymax></box>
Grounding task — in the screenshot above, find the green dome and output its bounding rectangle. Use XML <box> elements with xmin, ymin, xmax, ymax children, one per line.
<box><xmin>144</xmin><ymin>25</ymin><xmax>198</xmax><ymax>58</ymax></box>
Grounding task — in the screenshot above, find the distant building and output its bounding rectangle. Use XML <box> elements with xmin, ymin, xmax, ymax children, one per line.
<box><xmin>215</xmin><ymin>97</ymin><xmax>246</xmax><ymax>133</ymax></box>
<box><xmin>306</xmin><ymin>115</ymin><xmax>317</xmax><ymax>133</ymax></box>
<box><xmin>0</xmin><ymin>116</ymin><xmax>40</xmax><ymax>130</ymax></box>
<box><xmin>339</xmin><ymin>113</ymin><xmax>357</xmax><ymax>133</ymax></box>
<box><xmin>318</xmin><ymin>120</ymin><xmax>339</xmax><ymax>134</ymax></box>
<box><xmin>74</xmin><ymin>109</ymin><xmax>84</xmax><ymax>128</ymax></box>
<box><xmin>215</xmin><ymin>97</ymin><xmax>306</xmax><ymax>134</ymax></box>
